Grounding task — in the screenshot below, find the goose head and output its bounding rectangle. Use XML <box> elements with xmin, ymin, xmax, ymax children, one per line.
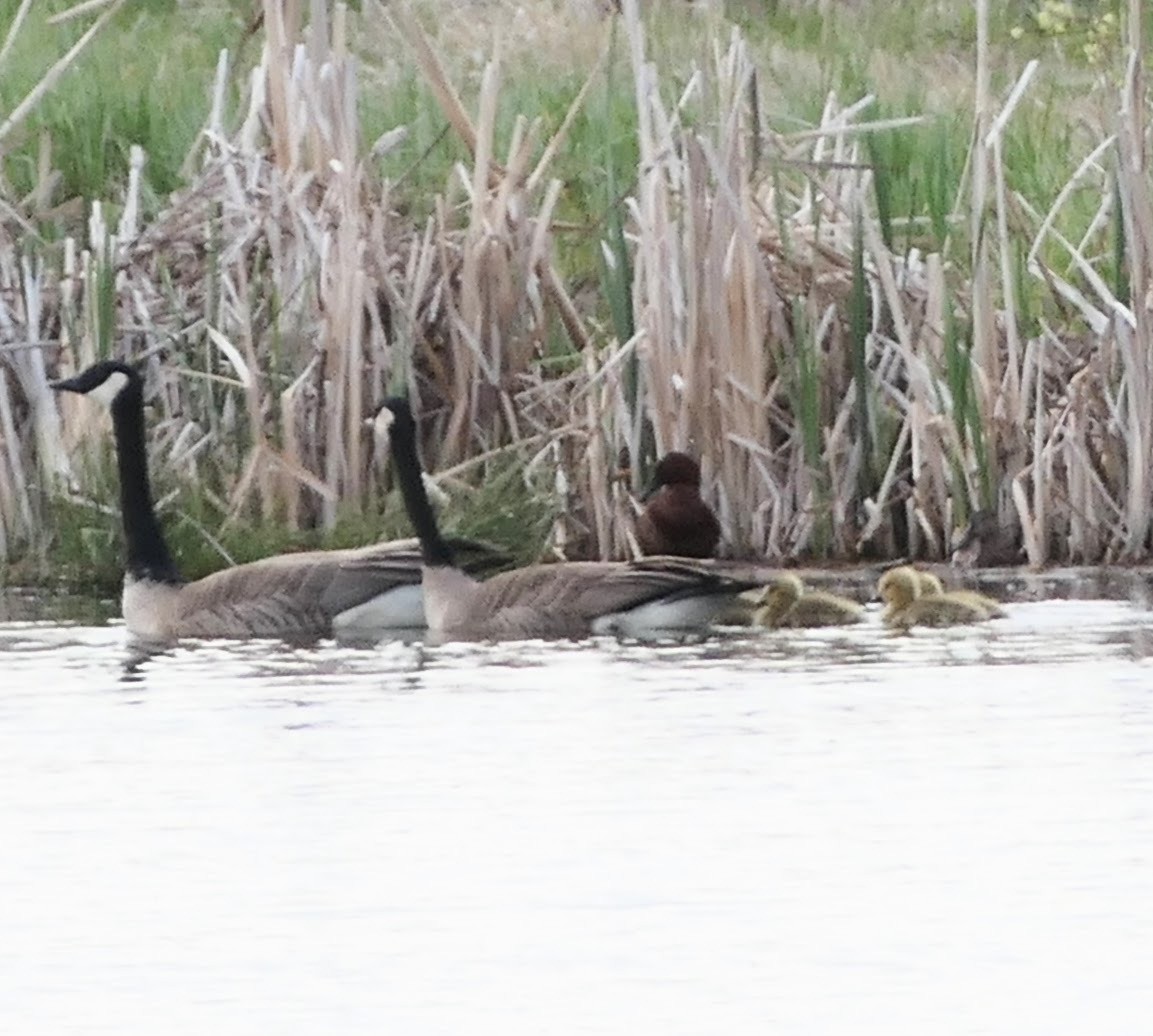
<box><xmin>372</xmin><ymin>395</ymin><xmax>458</xmax><ymax>568</ymax></box>
<box><xmin>372</xmin><ymin>397</ymin><xmax>451</xmax><ymax>509</ymax></box>
<box><xmin>51</xmin><ymin>360</ymin><xmax>140</xmax><ymax>409</ymax></box>
<box><xmin>371</xmin><ymin>395</ymin><xmax>407</xmax><ymax>445</ymax></box>
<box><xmin>766</xmin><ymin>573</ymin><xmax>805</xmax><ymax>606</ymax></box>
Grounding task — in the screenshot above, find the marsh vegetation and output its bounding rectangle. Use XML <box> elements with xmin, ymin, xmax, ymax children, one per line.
<box><xmin>0</xmin><ymin>0</ymin><xmax>1149</xmax><ymax>590</ymax></box>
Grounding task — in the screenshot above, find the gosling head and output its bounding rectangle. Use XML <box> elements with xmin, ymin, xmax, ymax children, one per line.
<box><xmin>771</xmin><ymin>573</ymin><xmax>805</xmax><ymax>600</ymax></box>
<box><xmin>751</xmin><ymin>573</ymin><xmax>806</xmax><ymax>627</ymax></box>
<box><xmin>758</xmin><ymin>573</ymin><xmax>804</xmax><ymax>609</ymax></box>
<box><xmin>50</xmin><ymin>360</ymin><xmax>139</xmax><ymax>409</ymax></box>
<box><xmin>877</xmin><ymin>566</ymin><xmax>921</xmax><ymax>608</ymax></box>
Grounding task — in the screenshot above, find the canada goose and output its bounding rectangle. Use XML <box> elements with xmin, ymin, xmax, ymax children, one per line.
<box><xmin>878</xmin><ymin>566</ymin><xmax>989</xmax><ymax>629</ymax></box>
<box><xmin>916</xmin><ymin>570</ymin><xmax>1007</xmax><ymax>619</ymax></box>
<box><xmin>635</xmin><ymin>452</ymin><xmax>720</xmax><ymax>559</ymax></box>
<box><xmin>374</xmin><ymin>397</ymin><xmax>760</xmax><ymax>641</ymax></box>
<box><xmin>752</xmin><ymin>574</ymin><xmax>864</xmax><ymax>629</ymax></box>
<box><xmin>951</xmin><ymin>509</ymin><xmax>1022</xmax><ymax>567</ymax></box>
<box><xmin>50</xmin><ymin>361</ymin><xmax>506</xmax><ymax>642</ymax></box>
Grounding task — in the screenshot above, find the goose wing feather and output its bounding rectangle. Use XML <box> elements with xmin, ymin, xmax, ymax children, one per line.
<box><xmin>168</xmin><ymin>537</ymin><xmax>511</xmax><ymax>639</ymax></box>
<box><xmin>168</xmin><ymin>543</ymin><xmax>424</xmax><ymax>638</ymax></box>
<box><xmin>459</xmin><ymin>558</ymin><xmax>756</xmax><ymax>638</ymax></box>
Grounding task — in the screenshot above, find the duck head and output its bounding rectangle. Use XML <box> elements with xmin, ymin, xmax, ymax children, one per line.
<box><xmin>644</xmin><ymin>451</ymin><xmax>703</xmax><ymax>499</ymax></box>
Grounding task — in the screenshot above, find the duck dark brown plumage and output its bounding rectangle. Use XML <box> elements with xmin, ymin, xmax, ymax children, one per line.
<box><xmin>635</xmin><ymin>452</ymin><xmax>721</xmax><ymax>559</ymax></box>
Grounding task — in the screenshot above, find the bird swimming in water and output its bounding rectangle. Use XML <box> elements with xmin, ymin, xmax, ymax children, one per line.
<box><xmin>878</xmin><ymin>566</ymin><xmax>990</xmax><ymax>630</ymax></box>
<box><xmin>752</xmin><ymin>574</ymin><xmax>864</xmax><ymax>629</ymax></box>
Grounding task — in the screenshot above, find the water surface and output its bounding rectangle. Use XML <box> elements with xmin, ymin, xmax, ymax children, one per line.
<box><xmin>3</xmin><ymin>586</ymin><xmax>1153</xmax><ymax>1034</ymax></box>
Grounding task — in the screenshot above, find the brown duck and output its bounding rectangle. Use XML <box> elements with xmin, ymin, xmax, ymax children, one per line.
<box><xmin>635</xmin><ymin>452</ymin><xmax>720</xmax><ymax>559</ymax></box>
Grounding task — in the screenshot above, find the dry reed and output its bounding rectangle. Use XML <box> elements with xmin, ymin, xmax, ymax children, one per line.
<box><xmin>1</xmin><ymin>0</ymin><xmax>1152</xmax><ymax>572</ymax></box>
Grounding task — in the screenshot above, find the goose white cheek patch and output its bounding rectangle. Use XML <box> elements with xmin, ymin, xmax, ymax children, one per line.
<box><xmin>371</xmin><ymin>409</ymin><xmax>394</xmax><ymax>459</ymax></box>
<box><xmin>88</xmin><ymin>370</ymin><xmax>131</xmax><ymax>409</ymax></box>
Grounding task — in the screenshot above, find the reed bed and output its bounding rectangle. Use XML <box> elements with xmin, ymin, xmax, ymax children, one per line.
<box><xmin>0</xmin><ymin>0</ymin><xmax>1150</xmax><ymax>581</ymax></box>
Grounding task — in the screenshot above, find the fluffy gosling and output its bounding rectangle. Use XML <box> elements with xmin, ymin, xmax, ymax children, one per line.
<box><xmin>878</xmin><ymin>566</ymin><xmax>989</xmax><ymax>630</ymax></box>
<box><xmin>753</xmin><ymin>574</ymin><xmax>864</xmax><ymax>630</ymax></box>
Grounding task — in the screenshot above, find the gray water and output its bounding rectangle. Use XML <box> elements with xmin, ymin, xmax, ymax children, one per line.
<box><xmin>3</xmin><ymin>581</ymin><xmax>1153</xmax><ymax>1035</ymax></box>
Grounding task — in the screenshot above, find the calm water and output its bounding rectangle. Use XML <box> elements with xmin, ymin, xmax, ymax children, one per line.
<box><xmin>3</xmin><ymin>579</ymin><xmax>1153</xmax><ymax>1035</ymax></box>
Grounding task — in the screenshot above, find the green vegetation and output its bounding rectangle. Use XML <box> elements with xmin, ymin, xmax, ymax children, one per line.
<box><xmin>1</xmin><ymin>0</ymin><xmax>1150</xmax><ymax>589</ymax></box>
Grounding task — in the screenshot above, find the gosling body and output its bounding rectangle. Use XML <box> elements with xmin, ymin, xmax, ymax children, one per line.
<box><xmin>879</xmin><ymin>566</ymin><xmax>990</xmax><ymax>630</ymax></box>
<box><xmin>753</xmin><ymin>574</ymin><xmax>864</xmax><ymax>629</ymax></box>
<box><xmin>916</xmin><ymin>571</ymin><xmax>1006</xmax><ymax>619</ymax></box>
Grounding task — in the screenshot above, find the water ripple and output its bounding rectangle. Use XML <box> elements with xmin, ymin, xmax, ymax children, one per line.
<box><xmin>2</xmin><ymin>596</ymin><xmax>1153</xmax><ymax>1034</ymax></box>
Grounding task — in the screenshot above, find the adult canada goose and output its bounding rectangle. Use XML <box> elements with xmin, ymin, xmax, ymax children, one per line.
<box><xmin>50</xmin><ymin>361</ymin><xmax>505</xmax><ymax>642</ymax></box>
<box><xmin>635</xmin><ymin>452</ymin><xmax>720</xmax><ymax>559</ymax></box>
<box><xmin>752</xmin><ymin>574</ymin><xmax>864</xmax><ymax>629</ymax></box>
<box><xmin>916</xmin><ymin>570</ymin><xmax>1006</xmax><ymax>619</ymax></box>
<box><xmin>374</xmin><ymin>397</ymin><xmax>760</xmax><ymax>641</ymax></box>
<box><xmin>878</xmin><ymin>566</ymin><xmax>989</xmax><ymax>630</ymax></box>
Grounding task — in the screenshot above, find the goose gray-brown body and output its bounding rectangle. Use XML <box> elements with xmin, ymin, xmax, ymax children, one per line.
<box><xmin>376</xmin><ymin>398</ymin><xmax>759</xmax><ymax>642</ymax></box>
<box><xmin>120</xmin><ymin>539</ymin><xmax>495</xmax><ymax>641</ymax></box>
<box><xmin>51</xmin><ymin>361</ymin><xmax>504</xmax><ymax>642</ymax></box>
<box><xmin>635</xmin><ymin>452</ymin><xmax>720</xmax><ymax>559</ymax></box>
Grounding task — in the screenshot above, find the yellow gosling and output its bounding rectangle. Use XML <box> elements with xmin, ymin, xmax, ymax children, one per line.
<box><xmin>879</xmin><ymin>566</ymin><xmax>989</xmax><ymax>630</ymax></box>
<box><xmin>916</xmin><ymin>571</ymin><xmax>1007</xmax><ymax>619</ymax></box>
<box><xmin>753</xmin><ymin>574</ymin><xmax>864</xmax><ymax>630</ymax></box>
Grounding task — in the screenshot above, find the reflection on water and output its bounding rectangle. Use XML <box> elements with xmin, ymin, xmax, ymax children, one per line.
<box><xmin>3</xmin><ymin>589</ymin><xmax>1153</xmax><ymax>1035</ymax></box>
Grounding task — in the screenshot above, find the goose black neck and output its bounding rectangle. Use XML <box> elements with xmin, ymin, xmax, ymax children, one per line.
<box><xmin>387</xmin><ymin>406</ymin><xmax>457</xmax><ymax>568</ymax></box>
<box><xmin>110</xmin><ymin>381</ymin><xmax>182</xmax><ymax>584</ymax></box>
